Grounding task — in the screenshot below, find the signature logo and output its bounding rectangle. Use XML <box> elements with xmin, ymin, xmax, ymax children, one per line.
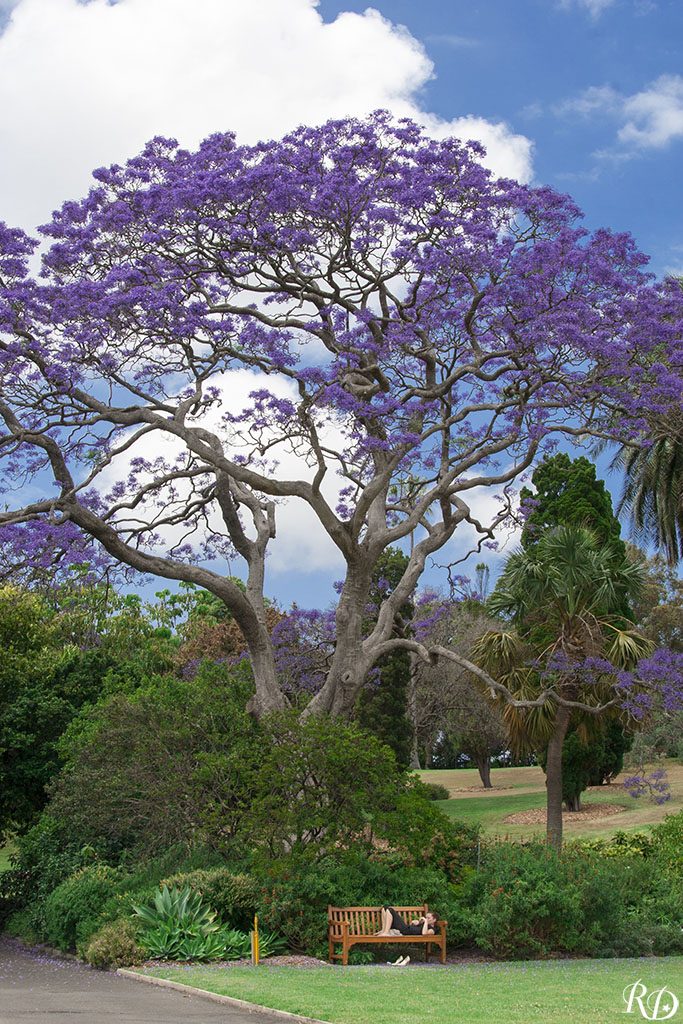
<box><xmin>624</xmin><ymin>980</ymin><xmax>679</xmax><ymax>1021</ymax></box>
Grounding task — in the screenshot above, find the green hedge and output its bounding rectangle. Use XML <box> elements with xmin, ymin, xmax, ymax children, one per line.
<box><xmin>459</xmin><ymin>839</ymin><xmax>683</xmax><ymax>958</ymax></box>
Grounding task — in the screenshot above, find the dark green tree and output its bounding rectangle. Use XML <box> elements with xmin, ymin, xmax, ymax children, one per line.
<box><xmin>519</xmin><ymin>452</ymin><xmax>633</xmax><ymax>803</ymax></box>
<box><xmin>356</xmin><ymin>547</ymin><xmax>412</xmax><ymax>767</ymax></box>
<box><xmin>521</xmin><ymin>454</ymin><xmax>625</xmax><ymax>558</ymax></box>
<box><xmin>539</xmin><ymin>720</ymin><xmax>632</xmax><ymax>811</ymax></box>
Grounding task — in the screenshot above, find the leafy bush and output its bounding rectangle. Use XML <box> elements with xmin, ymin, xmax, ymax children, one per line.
<box><xmin>43</xmin><ymin>864</ymin><xmax>121</xmax><ymax>951</ymax></box>
<box><xmin>50</xmin><ymin>664</ymin><xmax>261</xmax><ymax>857</ymax></box>
<box><xmin>417</xmin><ymin>781</ymin><xmax>450</xmax><ymax>801</ymax></box>
<box><xmin>570</xmin><ymin>830</ymin><xmax>654</xmax><ymax>859</ymax></box>
<box><xmin>244</xmin><ymin>712</ymin><xmax>404</xmax><ymax>865</ymax></box>
<box><xmin>378</xmin><ymin>788</ymin><xmax>480</xmax><ymax>883</ymax></box>
<box><xmin>0</xmin><ymin>816</ymin><xmax>96</xmax><ymax>932</ymax></box>
<box><xmin>462</xmin><ymin>840</ymin><xmax>683</xmax><ymax>958</ymax></box>
<box><xmin>83</xmin><ymin>918</ymin><xmax>143</xmax><ymax>968</ymax></box>
<box><xmin>467</xmin><ymin>843</ymin><xmax>584</xmax><ymax>957</ymax></box>
<box><xmin>651</xmin><ymin>809</ymin><xmax>683</xmax><ymax>875</ymax></box>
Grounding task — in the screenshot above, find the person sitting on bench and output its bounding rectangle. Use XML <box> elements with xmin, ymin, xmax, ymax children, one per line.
<box><xmin>376</xmin><ymin>906</ymin><xmax>437</xmax><ymax>937</ymax></box>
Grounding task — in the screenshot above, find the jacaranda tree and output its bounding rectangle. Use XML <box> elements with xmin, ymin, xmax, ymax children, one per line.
<box><xmin>1</xmin><ymin>112</ymin><xmax>682</xmax><ymax>722</ymax></box>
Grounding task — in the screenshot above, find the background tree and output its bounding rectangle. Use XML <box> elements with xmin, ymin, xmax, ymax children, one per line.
<box><xmin>0</xmin><ymin>115</ymin><xmax>680</xmax><ymax>722</ymax></box>
<box><xmin>474</xmin><ymin>525</ymin><xmax>653</xmax><ymax>848</ymax></box>
<box><xmin>411</xmin><ymin>602</ymin><xmax>508</xmax><ymax>785</ymax></box>
<box><xmin>518</xmin><ymin>453</ymin><xmax>633</xmax><ymax>782</ymax></box>
<box><xmin>520</xmin><ymin>454</ymin><xmax>626</xmax><ymax>556</ymax></box>
<box><xmin>0</xmin><ymin>586</ymin><xmax>69</xmax><ymax>840</ymax></box>
<box><xmin>538</xmin><ymin>720</ymin><xmax>632</xmax><ymax>812</ymax></box>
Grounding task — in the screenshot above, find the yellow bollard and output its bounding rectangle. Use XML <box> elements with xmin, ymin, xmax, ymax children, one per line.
<box><xmin>250</xmin><ymin>914</ymin><xmax>260</xmax><ymax>966</ymax></box>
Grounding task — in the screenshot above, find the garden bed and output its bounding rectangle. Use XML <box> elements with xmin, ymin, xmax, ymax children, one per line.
<box><xmin>503</xmin><ymin>803</ymin><xmax>626</xmax><ymax>825</ymax></box>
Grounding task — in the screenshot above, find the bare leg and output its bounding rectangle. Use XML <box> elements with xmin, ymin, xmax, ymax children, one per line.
<box><xmin>376</xmin><ymin>907</ymin><xmax>393</xmax><ymax>936</ymax></box>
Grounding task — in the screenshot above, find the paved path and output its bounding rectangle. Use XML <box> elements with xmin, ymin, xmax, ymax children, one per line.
<box><xmin>0</xmin><ymin>937</ymin><xmax>285</xmax><ymax>1023</ymax></box>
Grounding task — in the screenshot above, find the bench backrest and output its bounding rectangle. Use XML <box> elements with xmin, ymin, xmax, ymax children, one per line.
<box><xmin>328</xmin><ymin>905</ymin><xmax>427</xmax><ymax>936</ymax></box>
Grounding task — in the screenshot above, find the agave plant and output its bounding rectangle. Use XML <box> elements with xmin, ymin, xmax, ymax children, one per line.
<box><xmin>133</xmin><ymin>884</ymin><xmax>220</xmax><ymax>934</ymax></box>
<box><xmin>132</xmin><ymin>885</ymin><xmax>222</xmax><ymax>961</ymax></box>
<box><xmin>132</xmin><ymin>884</ymin><xmax>287</xmax><ymax>962</ymax></box>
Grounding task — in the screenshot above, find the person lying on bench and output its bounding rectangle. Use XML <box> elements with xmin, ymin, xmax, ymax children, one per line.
<box><xmin>376</xmin><ymin>906</ymin><xmax>437</xmax><ymax>937</ymax></box>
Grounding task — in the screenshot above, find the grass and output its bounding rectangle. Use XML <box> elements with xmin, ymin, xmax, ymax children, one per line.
<box><xmin>141</xmin><ymin>957</ymin><xmax>683</xmax><ymax>1024</ymax></box>
<box><xmin>417</xmin><ymin>761</ymin><xmax>683</xmax><ymax>839</ymax></box>
<box><xmin>0</xmin><ymin>842</ymin><xmax>15</xmax><ymax>873</ymax></box>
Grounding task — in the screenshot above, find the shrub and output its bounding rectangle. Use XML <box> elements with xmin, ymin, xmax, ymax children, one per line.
<box><xmin>42</xmin><ymin>864</ymin><xmax>121</xmax><ymax>951</ymax></box>
<box><xmin>4</xmin><ymin>908</ymin><xmax>41</xmax><ymax>944</ymax></box>
<box><xmin>417</xmin><ymin>781</ymin><xmax>450</xmax><ymax>801</ymax></box>
<box><xmin>468</xmin><ymin>843</ymin><xmax>584</xmax><ymax>957</ymax></box>
<box><xmin>245</xmin><ymin>712</ymin><xmax>404</xmax><ymax>864</ymax></box>
<box><xmin>132</xmin><ymin>883</ymin><xmax>284</xmax><ymax>962</ymax></box>
<box><xmin>651</xmin><ymin>809</ymin><xmax>683</xmax><ymax>875</ymax></box>
<box><xmin>378</xmin><ymin>787</ymin><xmax>480</xmax><ymax>883</ymax></box>
<box><xmin>50</xmin><ymin>664</ymin><xmax>261</xmax><ymax>857</ymax></box>
<box><xmin>134</xmin><ymin>884</ymin><xmax>227</xmax><ymax>962</ymax></box>
<box><xmin>569</xmin><ymin>830</ymin><xmax>654</xmax><ymax>859</ymax></box>
<box><xmin>0</xmin><ymin>816</ymin><xmax>95</xmax><ymax>933</ymax></box>
<box><xmin>463</xmin><ymin>840</ymin><xmax>683</xmax><ymax>958</ymax></box>
<box><xmin>83</xmin><ymin>918</ymin><xmax>143</xmax><ymax>968</ymax></box>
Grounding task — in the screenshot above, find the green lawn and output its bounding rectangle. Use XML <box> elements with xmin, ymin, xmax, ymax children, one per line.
<box><xmin>0</xmin><ymin>843</ymin><xmax>15</xmax><ymax>872</ymax></box>
<box><xmin>141</xmin><ymin>957</ymin><xmax>683</xmax><ymax>1024</ymax></box>
<box><xmin>418</xmin><ymin>761</ymin><xmax>683</xmax><ymax>840</ymax></box>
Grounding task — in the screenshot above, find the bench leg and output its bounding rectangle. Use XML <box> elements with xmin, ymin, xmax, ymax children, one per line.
<box><xmin>425</xmin><ymin>942</ymin><xmax>431</xmax><ymax>962</ymax></box>
<box><xmin>342</xmin><ymin>938</ymin><xmax>349</xmax><ymax>966</ymax></box>
<box><xmin>328</xmin><ymin>936</ymin><xmax>335</xmax><ymax>963</ymax></box>
<box><xmin>440</xmin><ymin>938</ymin><xmax>446</xmax><ymax>964</ymax></box>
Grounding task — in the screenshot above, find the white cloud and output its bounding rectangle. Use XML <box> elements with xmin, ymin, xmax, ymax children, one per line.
<box><xmin>425</xmin><ymin>33</ymin><xmax>479</xmax><ymax>48</ymax></box>
<box><xmin>558</xmin><ymin>74</ymin><xmax>683</xmax><ymax>154</ymax></box>
<box><xmin>0</xmin><ymin>0</ymin><xmax>533</xmax><ymax>233</ymax></box>
<box><xmin>559</xmin><ymin>0</ymin><xmax>616</xmax><ymax>17</ymax></box>
<box><xmin>618</xmin><ymin>74</ymin><xmax>683</xmax><ymax>148</ymax></box>
<box><xmin>556</xmin><ymin>85</ymin><xmax>621</xmax><ymax>117</ymax></box>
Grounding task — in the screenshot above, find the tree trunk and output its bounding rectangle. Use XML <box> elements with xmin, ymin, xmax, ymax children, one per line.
<box><xmin>476</xmin><ymin>755</ymin><xmax>492</xmax><ymax>789</ymax></box>
<box><xmin>424</xmin><ymin>738</ymin><xmax>433</xmax><ymax>768</ymax></box>
<box><xmin>408</xmin><ymin>652</ymin><xmax>422</xmax><ymax>769</ymax></box>
<box><xmin>545</xmin><ymin>705</ymin><xmax>572</xmax><ymax>851</ymax></box>
<box><xmin>564</xmin><ymin>794</ymin><xmax>581</xmax><ymax>812</ymax></box>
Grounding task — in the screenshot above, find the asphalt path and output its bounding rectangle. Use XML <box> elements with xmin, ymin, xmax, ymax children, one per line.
<box><xmin>0</xmin><ymin>936</ymin><xmax>286</xmax><ymax>1024</ymax></box>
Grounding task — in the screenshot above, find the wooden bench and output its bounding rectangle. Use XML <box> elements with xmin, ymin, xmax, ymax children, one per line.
<box><xmin>327</xmin><ymin>904</ymin><xmax>447</xmax><ymax>966</ymax></box>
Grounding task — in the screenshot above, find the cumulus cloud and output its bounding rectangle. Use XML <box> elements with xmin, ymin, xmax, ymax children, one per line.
<box><xmin>558</xmin><ymin>74</ymin><xmax>683</xmax><ymax>154</ymax></box>
<box><xmin>0</xmin><ymin>0</ymin><xmax>533</xmax><ymax>232</ymax></box>
<box><xmin>618</xmin><ymin>74</ymin><xmax>683</xmax><ymax>148</ymax></box>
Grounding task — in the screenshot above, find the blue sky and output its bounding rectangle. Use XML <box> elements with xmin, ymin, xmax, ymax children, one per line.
<box><xmin>0</xmin><ymin>0</ymin><xmax>680</xmax><ymax>608</ymax></box>
<box><xmin>320</xmin><ymin>0</ymin><xmax>683</xmax><ymax>279</ymax></box>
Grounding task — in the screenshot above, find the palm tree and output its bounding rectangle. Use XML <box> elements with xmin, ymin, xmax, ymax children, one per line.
<box><xmin>610</xmin><ymin>422</ymin><xmax>683</xmax><ymax>566</ymax></box>
<box><xmin>473</xmin><ymin>525</ymin><xmax>652</xmax><ymax>850</ymax></box>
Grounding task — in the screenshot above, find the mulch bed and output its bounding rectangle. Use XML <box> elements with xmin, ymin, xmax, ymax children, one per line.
<box><xmin>503</xmin><ymin>803</ymin><xmax>626</xmax><ymax>825</ymax></box>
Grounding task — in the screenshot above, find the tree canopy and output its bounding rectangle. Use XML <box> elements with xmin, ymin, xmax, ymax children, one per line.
<box><xmin>1</xmin><ymin>113</ymin><xmax>682</xmax><ymax>718</ymax></box>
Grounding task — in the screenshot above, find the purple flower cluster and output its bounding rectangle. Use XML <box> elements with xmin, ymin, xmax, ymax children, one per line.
<box><xmin>623</xmin><ymin>769</ymin><xmax>671</xmax><ymax>805</ymax></box>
